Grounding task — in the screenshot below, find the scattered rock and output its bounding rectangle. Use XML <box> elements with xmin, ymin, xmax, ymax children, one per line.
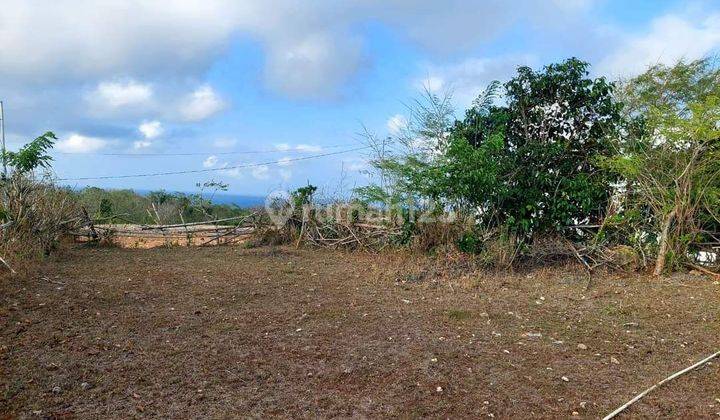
<box><xmin>51</xmin><ymin>386</ymin><xmax>62</xmax><ymax>394</ymax></box>
<box><xmin>580</xmin><ymin>401</ymin><xmax>587</xmax><ymax>409</ymax></box>
<box><xmin>611</xmin><ymin>356</ymin><xmax>620</xmax><ymax>365</ymax></box>
<box><xmin>524</xmin><ymin>332</ymin><xmax>542</xmax><ymax>339</ymax></box>
<box><xmin>436</xmin><ymin>386</ymin><xmax>443</xmax><ymax>392</ymax></box>
<box><xmin>572</xmin><ymin>411</ymin><xmax>580</xmax><ymax>416</ymax></box>
<box><xmin>561</xmin><ymin>376</ymin><xmax>570</xmax><ymax>382</ymax></box>
<box><xmin>577</xmin><ymin>343</ymin><xmax>588</xmax><ymax>350</ymax></box>
<box><xmin>80</xmin><ymin>382</ymin><xmax>92</xmax><ymax>390</ymax></box>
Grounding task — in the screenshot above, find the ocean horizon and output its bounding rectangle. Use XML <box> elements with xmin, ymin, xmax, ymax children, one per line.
<box><xmin>132</xmin><ymin>189</ymin><xmax>267</xmax><ymax>208</ymax></box>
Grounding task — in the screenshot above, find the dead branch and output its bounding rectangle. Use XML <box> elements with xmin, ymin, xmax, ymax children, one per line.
<box><xmin>0</xmin><ymin>255</ymin><xmax>16</xmax><ymax>274</ymax></box>
<box><xmin>685</xmin><ymin>263</ymin><xmax>720</xmax><ymax>279</ymax></box>
<box><xmin>603</xmin><ymin>350</ymin><xmax>720</xmax><ymax>420</ymax></box>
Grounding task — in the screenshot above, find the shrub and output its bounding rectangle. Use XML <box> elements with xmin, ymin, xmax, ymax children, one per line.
<box><xmin>1</xmin><ymin>132</ymin><xmax>82</xmax><ymax>269</ymax></box>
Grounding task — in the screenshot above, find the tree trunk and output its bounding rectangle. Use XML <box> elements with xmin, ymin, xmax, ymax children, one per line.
<box><xmin>653</xmin><ymin>208</ymin><xmax>676</xmax><ymax>276</ymax></box>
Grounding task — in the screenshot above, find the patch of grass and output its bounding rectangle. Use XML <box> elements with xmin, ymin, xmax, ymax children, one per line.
<box><xmin>311</xmin><ymin>308</ymin><xmax>347</xmax><ymax>320</ymax></box>
<box><xmin>447</xmin><ymin>309</ymin><xmax>472</xmax><ymax>321</ymax></box>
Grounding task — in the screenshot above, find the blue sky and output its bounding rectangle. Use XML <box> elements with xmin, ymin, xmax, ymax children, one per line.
<box><xmin>1</xmin><ymin>0</ymin><xmax>719</xmax><ymax>196</ymax></box>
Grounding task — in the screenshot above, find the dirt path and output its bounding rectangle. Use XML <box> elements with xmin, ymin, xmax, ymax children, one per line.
<box><xmin>2</xmin><ymin>246</ymin><xmax>719</xmax><ymax>418</ymax></box>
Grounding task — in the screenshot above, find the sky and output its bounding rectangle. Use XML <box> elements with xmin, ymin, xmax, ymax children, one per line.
<box><xmin>1</xmin><ymin>0</ymin><xmax>719</xmax><ymax>196</ymax></box>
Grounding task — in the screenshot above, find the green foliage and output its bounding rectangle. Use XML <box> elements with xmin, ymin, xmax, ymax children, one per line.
<box><xmin>457</xmin><ymin>231</ymin><xmax>482</xmax><ymax>253</ymax></box>
<box><xmin>3</xmin><ymin>132</ymin><xmax>57</xmax><ymax>174</ymax></box>
<box><xmin>489</xmin><ymin>58</ymin><xmax>621</xmax><ymax>237</ymax></box>
<box><xmin>75</xmin><ymin>186</ymin><xmax>248</xmax><ymax>225</ymax></box>
<box><xmin>604</xmin><ymin>58</ymin><xmax>720</xmax><ymax>273</ymax></box>
<box><xmin>364</xmin><ymin>58</ymin><xmax>622</xmax><ymax>245</ymax></box>
<box><xmin>98</xmin><ymin>198</ymin><xmax>114</xmax><ymax>218</ymax></box>
<box><xmin>291</xmin><ymin>184</ymin><xmax>317</xmax><ymax>208</ymax></box>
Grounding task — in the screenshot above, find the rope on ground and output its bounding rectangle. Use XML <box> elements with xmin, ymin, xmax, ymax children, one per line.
<box><xmin>603</xmin><ymin>349</ymin><xmax>720</xmax><ymax>420</ymax></box>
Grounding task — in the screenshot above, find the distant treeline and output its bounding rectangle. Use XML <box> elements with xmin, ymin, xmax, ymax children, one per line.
<box><xmin>75</xmin><ymin>187</ymin><xmax>251</xmax><ymax>225</ymax></box>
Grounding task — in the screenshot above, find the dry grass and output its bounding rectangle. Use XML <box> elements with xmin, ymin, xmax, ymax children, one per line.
<box><xmin>2</xmin><ymin>245</ymin><xmax>720</xmax><ymax>418</ymax></box>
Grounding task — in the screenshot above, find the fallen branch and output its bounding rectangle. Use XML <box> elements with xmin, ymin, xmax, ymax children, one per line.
<box><xmin>41</xmin><ymin>276</ymin><xmax>65</xmax><ymax>285</ymax></box>
<box><xmin>686</xmin><ymin>263</ymin><xmax>720</xmax><ymax>279</ymax></box>
<box><xmin>603</xmin><ymin>349</ymin><xmax>720</xmax><ymax>420</ymax></box>
<box><xmin>139</xmin><ymin>215</ymin><xmax>250</xmax><ymax>230</ymax></box>
<box><xmin>0</xmin><ymin>255</ymin><xmax>16</xmax><ymax>274</ymax></box>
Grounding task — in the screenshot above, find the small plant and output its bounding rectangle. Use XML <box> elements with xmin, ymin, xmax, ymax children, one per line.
<box><xmin>2</xmin><ymin>131</ymin><xmax>56</xmax><ymax>174</ymax></box>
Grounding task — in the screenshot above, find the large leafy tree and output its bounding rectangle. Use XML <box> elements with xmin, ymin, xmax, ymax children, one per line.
<box><xmin>449</xmin><ymin>58</ymin><xmax>622</xmax><ymax>238</ymax></box>
<box><xmin>358</xmin><ymin>58</ymin><xmax>623</xmax><ymax>249</ymax></box>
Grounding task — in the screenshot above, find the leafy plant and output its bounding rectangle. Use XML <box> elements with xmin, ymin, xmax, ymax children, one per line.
<box><xmin>2</xmin><ymin>132</ymin><xmax>57</xmax><ymax>174</ymax></box>
<box><xmin>604</xmin><ymin>58</ymin><xmax>720</xmax><ymax>275</ymax></box>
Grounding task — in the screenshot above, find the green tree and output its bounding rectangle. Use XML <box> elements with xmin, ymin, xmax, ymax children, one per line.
<box><xmin>605</xmin><ymin>58</ymin><xmax>720</xmax><ymax>275</ymax></box>
<box><xmin>2</xmin><ymin>132</ymin><xmax>56</xmax><ymax>174</ymax></box>
<box><xmin>446</xmin><ymin>58</ymin><xmax>622</xmax><ymax>239</ymax></box>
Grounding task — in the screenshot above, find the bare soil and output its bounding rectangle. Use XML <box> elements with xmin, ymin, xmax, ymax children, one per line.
<box><xmin>2</xmin><ymin>245</ymin><xmax>719</xmax><ymax>418</ymax></box>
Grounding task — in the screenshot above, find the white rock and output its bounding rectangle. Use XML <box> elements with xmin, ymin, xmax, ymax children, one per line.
<box><xmin>577</xmin><ymin>344</ymin><xmax>588</xmax><ymax>350</ymax></box>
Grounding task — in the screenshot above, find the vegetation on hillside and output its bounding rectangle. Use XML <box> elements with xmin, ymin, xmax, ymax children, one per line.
<box><xmin>76</xmin><ymin>182</ymin><xmax>250</xmax><ymax>226</ymax></box>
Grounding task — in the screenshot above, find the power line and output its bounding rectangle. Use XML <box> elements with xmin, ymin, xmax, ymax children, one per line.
<box><xmin>57</xmin><ymin>146</ymin><xmax>370</xmax><ymax>181</ymax></box>
<box><xmin>55</xmin><ymin>143</ymin><xmax>354</xmax><ymax>157</ymax></box>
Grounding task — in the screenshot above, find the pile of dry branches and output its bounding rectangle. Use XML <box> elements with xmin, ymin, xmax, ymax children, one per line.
<box><xmin>295</xmin><ymin>217</ymin><xmax>402</xmax><ymax>250</ymax></box>
<box><xmin>72</xmin><ymin>213</ymin><xmax>261</xmax><ymax>247</ymax></box>
<box><xmin>1</xmin><ymin>174</ymin><xmax>83</xmax><ymax>272</ymax></box>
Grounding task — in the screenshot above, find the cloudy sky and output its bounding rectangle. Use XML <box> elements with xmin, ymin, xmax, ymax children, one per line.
<box><xmin>1</xmin><ymin>0</ymin><xmax>719</xmax><ymax>195</ymax></box>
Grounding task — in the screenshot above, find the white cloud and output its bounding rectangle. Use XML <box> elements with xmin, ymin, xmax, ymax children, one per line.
<box><xmin>133</xmin><ymin>140</ymin><xmax>153</xmax><ymax>150</ymax></box>
<box><xmin>213</xmin><ymin>138</ymin><xmax>237</xmax><ymax>148</ymax></box>
<box><xmin>263</xmin><ymin>31</ymin><xmax>364</xmax><ymax>99</ymax></box>
<box><xmin>387</xmin><ymin>114</ymin><xmax>408</xmax><ymax>136</ymax></box>
<box><xmin>56</xmin><ymin>134</ymin><xmax>109</xmax><ymax>153</ymax></box>
<box><xmin>416</xmin><ymin>76</ymin><xmax>446</xmax><ymax>94</ymax></box>
<box><xmin>275</xmin><ymin>143</ymin><xmax>324</xmax><ymax>153</ymax></box>
<box><xmin>203</xmin><ymin>155</ymin><xmax>219</xmax><ymax>168</ymax></box>
<box><xmin>416</xmin><ymin>54</ymin><xmax>536</xmax><ymax>107</ymax></box>
<box><xmin>296</xmin><ymin>144</ymin><xmax>323</xmax><ymax>153</ymax></box>
<box><xmin>0</xmin><ymin>0</ymin><xmax>598</xmax><ymax>100</ymax></box>
<box><xmin>278</xmin><ymin>157</ymin><xmax>293</xmax><ymax>166</ymax></box>
<box><xmin>90</xmin><ymin>80</ymin><xmax>153</xmax><ymax>108</ymax></box>
<box><xmin>0</xmin><ymin>1</ymin><xmax>240</xmax><ymax>83</ymax></box>
<box><xmin>343</xmin><ymin>158</ymin><xmax>367</xmax><ymax>172</ymax></box>
<box><xmin>221</xmin><ymin>166</ymin><xmax>243</xmax><ymax>178</ymax></box>
<box><xmin>598</xmin><ymin>13</ymin><xmax>720</xmax><ymax>78</ymax></box>
<box><xmin>251</xmin><ymin>165</ymin><xmax>270</xmax><ymax>180</ymax></box>
<box><xmin>138</xmin><ymin>120</ymin><xmax>163</xmax><ymax>139</ymax></box>
<box><xmin>279</xmin><ymin>168</ymin><xmax>292</xmax><ymax>181</ymax></box>
<box><xmin>180</xmin><ymin>85</ymin><xmax>225</xmax><ymax>121</ymax></box>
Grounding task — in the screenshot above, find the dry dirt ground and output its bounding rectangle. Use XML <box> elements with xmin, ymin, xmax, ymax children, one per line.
<box><xmin>1</xmin><ymin>245</ymin><xmax>719</xmax><ymax>418</ymax></box>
